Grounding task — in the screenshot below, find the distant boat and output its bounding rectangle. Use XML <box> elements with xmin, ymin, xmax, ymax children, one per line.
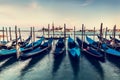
<box><xmin>68</xmin><ymin>36</ymin><xmax>80</xmax><ymax>58</ymax></box>
<box><xmin>20</xmin><ymin>37</ymin><xmax>53</xmax><ymax>59</ymax></box>
<box><xmin>54</xmin><ymin>37</ymin><xmax>65</xmax><ymax>57</ymax></box>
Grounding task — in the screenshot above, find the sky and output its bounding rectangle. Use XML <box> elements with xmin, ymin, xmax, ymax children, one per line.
<box><xmin>0</xmin><ymin>0</ymin><xmax>120</xmax><ymax>30</ymax></box>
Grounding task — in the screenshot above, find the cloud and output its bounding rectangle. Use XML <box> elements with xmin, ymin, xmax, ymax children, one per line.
<box><xmin>0</xmin><ymin>0</ymin><xmax>93</xmax><ymax>7</ymax></box>
<box><xmin>27</xmin><ymin>1</ymin><xmax>41</xmax><ymax>9</ymax></box>
<box><xmin>0</xmin><ymin>0</ymin><xmax>39</xmax><ymax>7</ymax></box>
<box><xmin>0</xmin><ymin>5</ymin><xmax>18</xmax><ymax>20</ymax></box>
<box><xmin>79</xmin><ymin>0</ymin><xmax>94</xmax><ymax>7</ymax></box>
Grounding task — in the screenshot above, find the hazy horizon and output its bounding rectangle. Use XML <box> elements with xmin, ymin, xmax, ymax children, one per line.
<box><xmin>0</xmin><ymin>0</ymin><xmax>120</xmax><ymax>30</ymax></box>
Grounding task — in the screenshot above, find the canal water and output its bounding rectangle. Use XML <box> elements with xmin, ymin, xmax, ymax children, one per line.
<box><xmin>0</xmin><ymin>31</ymin><xmax>120</xmax><ymax>80</ymax></box>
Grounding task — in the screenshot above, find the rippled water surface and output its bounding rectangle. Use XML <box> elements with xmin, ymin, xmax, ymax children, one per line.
<box><xmin>0</xmin><ymin>31</ymin><xmax>120</xmax><ymax>80</ymax></box>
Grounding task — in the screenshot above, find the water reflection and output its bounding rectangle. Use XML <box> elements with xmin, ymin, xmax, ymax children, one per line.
<box><xmin>83</xmin><ymin>52</ymin><xmax>104</xmax><ymax>80</ymax></box>
<box><xmin>52</xmin><ymin>52</ymin><xmax>66</xmax><ymax>74</ymax></box>
<box><xmin>0</xmin><ymin>55</ymin><xmax>13</xmax><ymax>62</ymax></box>
<box><xmin>19</xmin><ymin>50</ymin><xmax>50</xmax><ymax>79</ymax></box>
<box><xmin>0</xmin><ymin>56</ymin><xmax>17</xmax><ymax>73</ymax></box>
<box><xmin>107</xmin><ymin>55</ymin><xmax>120</xmax><ymax>69</ymax></box>
<box><xmin>68</xmin><ymin>53</ymin><xmax>80</xmax><ymax>78</ymax></box>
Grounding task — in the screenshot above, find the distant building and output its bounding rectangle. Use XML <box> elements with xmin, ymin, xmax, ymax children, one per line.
<box><xmin>65</xmin><ymin>28</ymin><xmax>73</xmax><ymax>32</ymax></box>
<box><xmin>116</xmin><ymin>29</ymin><xmax>120</xmax><ymax>32</ymax></box>
<box><xmin>38</xmin><ymin>27</ymin><xmax>49</xmax><ymax>32</ymax></box>
<box><xmin>0</xmin><ymin>35</ymin><xmax>6</xmax><ymax>37</ymax></box>
<box><xmin>38</xmin><ymin>26</ymin><xmax>63</xmax><ymax>32</ymax></box>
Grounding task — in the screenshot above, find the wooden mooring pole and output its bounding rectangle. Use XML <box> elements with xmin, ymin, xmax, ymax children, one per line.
<box><xmin>48</xmin><ymin>24</ymin><xmax>50</xmax><ymax>38</ymax></box>
<box><xmin>93</xmin><ymin>27</ymin><xmax>95</xmax><ymax>40</ymax></box>
<box><xmin>6</xmin><ymin>27</ymin><xmax>8</xmax><ymax>42</ymax></box>
<box><xmin>105</xmin><ymin>27</ymin><xmax>108</xmax><ymax>39</ymax></box>
<box><xmin>83</xmin><ymin>26</ymin><xmax>86</xmax><ymax>41</ymax></box>
<box><xmin>82</xmin><ymin>24</ymin><xmax>84</xmax><ymax>49</ymax></box>
<box><xmin>18</xmin><ymin>28</ymin><xmax>22</xmax><ymax>42</ymax></box>
<box><xmin>113</xmin><ymin>25</ymin><xmax>116</xmax><ymax>39</ymax></box>
<box><xmin>33</xmin><ymin>27</ymin><xmax>35</xmax><ymax>42</ymax></box>
<box><xmin>30</xmin><ymin>27</ymin><xmax>32</xmax><ymax>37</ymax></box>
<box><xmin>100</xmin><ymin>23</ymin><xmax>103</xmax><ymax>38</ymax></box>
<box><xmin>30</xmin><ymin>27</ymin><xmax>33</xmax><ymax>47</ymax></box>
<box><xmin>15</xmin><ymin>25</ymin><xmax>18</xmax><ymax>45</ymax></box>
<box><xmin>3</xmin><ymin>27</ymin><xmax>4</xmax><ymax>42</ymax></box>
<box><xmin>74</xmin><ymin>26</ymin><xmax>75</xmax><ymax>41</ymax></box>
<box><xmin>9</xmin><ymin>27</ymin><xmax>12</xmax><ymax>41</ymax></box>
<box><xmin>52</xmin><ymin>23</ymin><xmax>55</xmax><ymax>38</ymax></box>
<box><xmin>43</xmin><ymin>27</ymin><xmax>45</xmax><ymax>37</ymax></box>
<box><xmin>64</xmin><ymin>24</ymin><xmax>66</xmax><ymax>40</ymax></box>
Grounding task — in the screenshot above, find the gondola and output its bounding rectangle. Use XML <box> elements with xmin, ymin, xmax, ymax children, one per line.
<box><xmin>0</xmin><ymin>41</ymin><xmax>7</xmax><ymax>46</ymax></box>
<box><xmin>110</xmin><ymin>36</ymin><xmax>120</xmax><ymax>43</ymax></box>
<box><xmin>100</xmin><ymin>43</ymin><xmax>120</xmax><ymax>58</ymax></box>
<box><xmin>76</xmin><ymin>37</ymin><xmax>105</xmax><ymax>62</ymax></box>
<box><xmin>37</xmin><ymin>36</ymin><xmax>65</xmax><ymax>40</ymax></box>
<box><xmin>20</xmin><ymin>37</ymin><xmax>53</xmax><ymax>59</ymax></box>
<box><xmin>97</xmin><ymin>35</ymin><xmax>120</xmax><ymax>51</ymax></box>
<box><xmin>18</xmin><ymin>35</ymin><xmax>32</xmax><ymax>48</ymax></box>
<box><xmin>25</xmin><ymin>36</ymin><xmax>44</xmax><ymax>49</ymax></box>
<box><xmin>68</xmin><ymin>37</ymin><xmax>80</xmax><ymax>58</ymax></box>
<box><xmin>0</xmin><ymin>36</ymin><xmax>44</xmax><ymax>58</ymax></box>
<box><xmin>86</xmin><ymin>36</ymin><xmax>104</xmax><ymax>51</ymax></box>
<box><xmin>0</xmin><ymin>34</ymin><xmax>31</xmax><ymax>49</ymax></box>
<box><xmin>54</xmin><ymin>37</ymin><xmax>65</xmax><ymax>57</ymax></box>
<box><xmin>0</xmin><ymin>36</ymin><xmax>21</xmax><ymax>49</ymax></box>
<box><xmin>109</xmin><ymin>36</ymin><xmax>120</xmax><ymax>50</ymax></box>
<box><xmin>97</xmin><ymin>35</ymin><xmax>110</xmax><ymax>44</ymax></box>
<box><xmin>87</xmin><ymin>36</ymin><xmax>120</xmax><ymax>58</ymax></box>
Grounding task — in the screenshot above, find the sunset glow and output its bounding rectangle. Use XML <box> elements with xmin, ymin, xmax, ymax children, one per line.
<box><xmin>0</xmin><ymin>0</ymin><xmax>120</xmax><ymax>30</ymax></box>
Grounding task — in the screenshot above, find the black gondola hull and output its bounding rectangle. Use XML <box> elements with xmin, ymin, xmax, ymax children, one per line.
<box><xmin>82</xmin><ymin>50</ymin><xmax>105</xmax><ymax>62</ymax></box>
